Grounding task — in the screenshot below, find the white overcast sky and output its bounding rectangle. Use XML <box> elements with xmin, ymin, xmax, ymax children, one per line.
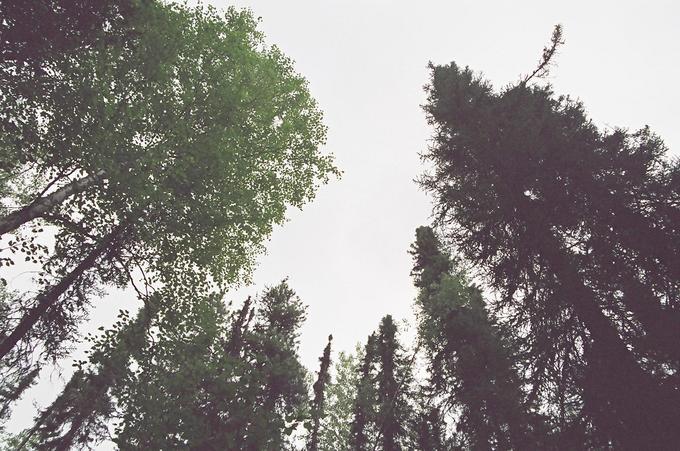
<box><xmin>7</xmin><ymin>0</ymin><xmax>680</xmax><ymax>444</ymax></box>
<box><xmin>222</xmin><ymin>0</ymin><xmax>680</xmax><ymax>367</ymax></box>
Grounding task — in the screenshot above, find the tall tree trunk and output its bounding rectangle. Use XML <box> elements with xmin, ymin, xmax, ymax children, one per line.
<box><xmin>0</xmin><ymin>223</ymin><xmax>124</xmax><ymax>361</ymax></box>
<box><xmin>540</xmin><ymin>229</ymin><xmax>680</xmax><ymax>450</ymax></box>
<box><xmin>0</xmin><ymin>171</ymin><xmax>103</xmax><ymax>237</ymax></box>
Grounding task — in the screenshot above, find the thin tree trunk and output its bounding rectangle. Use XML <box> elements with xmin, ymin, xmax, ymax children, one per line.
<box><xmin>0</xmin><ymin>171</ymin><xmax>103</xmax><ymax>237</ymax></box>
<box><xmin>0</xmin><ymin>224</ymin><xmax>124</xmax><ymax>361</ymax></box>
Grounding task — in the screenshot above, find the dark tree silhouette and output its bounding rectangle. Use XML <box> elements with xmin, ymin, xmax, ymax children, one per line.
<box><xmin>308</xmin><ymin>335</ymin><xmax>333</xmax><ymax>451</ymax></box>
<box><xmin>420</xmin><ymin>54</ymin><xmax>680</xmax><ymax>449</ymax></box>
<box><xmin>411</xmin><ymin>227</ymin><xmax>540</xmax><ymax>450</ymax></box>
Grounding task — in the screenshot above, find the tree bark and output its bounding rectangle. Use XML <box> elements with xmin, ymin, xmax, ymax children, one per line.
<box><xmin>0</xmin><ymin>171</ymin><xmax>103</xmax><ymax>237</ymax></box>
<box><xmin>0</xmin><ymin>224</ymin><xmax>124</xmax><ymax>361</ymax></box>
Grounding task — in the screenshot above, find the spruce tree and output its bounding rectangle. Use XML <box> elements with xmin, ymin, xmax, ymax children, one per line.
<box><xmin>350</xmin><ymin>334</ymin><xmax>377</xmax><ymax>450</ymax></box>
<box><xmin>308</xmin><ymin>335</ymin><xmax>333</xmax><ymax>451</ymax></box>
<box><xmin>319</xmin><ymin>348</ymin><xmax>361</xmax><ymax>450</ymax></box>
<box><xmin>420</xmin><ymin>47</ymin><xmax>680</xmax><ymax>447</ymax></box>
<box><xmin>374</xmin><ymin>315</ymin><xmax>412</xmax><ymax>451</ymax></box>
<box><xmin>350</xmin><ymin>317</ymin><xmax>414</xmax><ymax>451</ymax></box>
<box><xmin>412</xmin><ymin>402</ymin><xmax>447</xmax><ymax>451</ymax></box>
<box><xmin>112</xmin><ymin>281</ymin><xmax>309</xmax><ymax>450</ymax></box>
<box><xmin>411</xmin><ymin>227</ymin><xmax>540</xmax><ymax>450</ymax></box>
<box><xmin>22</xmin><ymin>295</ymin><xmax>158</xmax><ymax>450</ymax></box>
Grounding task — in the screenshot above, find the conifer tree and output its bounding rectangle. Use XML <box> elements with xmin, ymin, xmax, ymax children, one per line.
<box><xmin>350</xmin><ymin>318</ymin><xmax>414</xmax><ymax>451</ymax></box>
<box><xmin>350</xmin><ymin>334</ymin><xmax>377</xmax><ymax>450</ymax></box>
<box><xmin>412</xmin><ymin>402</ymin><xmax>447</xmax><ymax>451</ymax></box>
<box><xmin>411</xmin><ymin>227</ymin><xmax>540</xmax><ymax>450</ymax></box>
<box><xmin>0</xmin><ymin>286</ymin><xmax>41</xmax><ymax>430</ymax></box>
<box><xmin>20</xmin><ymin>295</ymin><xmax>158</xmax><ymax>450</ymax></box>
<box><xmin>319</xmin><ymin>348</ymin><xmax>361</xmax><ymax>450</ymax></box>
<box><xmin>374</xmin><ymin>315</ymin><xmax>413</xmax><ymax>451</ymax></box>
<box><xmin>111</xmin><ymin>281</ymin><xmax>309</xmax><ymax>450</ymax></box>
<box><xmin>420</xmin><ymin>42</ymin><xmax>680</xmax><ymax>447</ymax></box>
<box><xmin>308</xmin><ymin>335</ymin><xmax>333</xmax><ymax>451</ymax></box>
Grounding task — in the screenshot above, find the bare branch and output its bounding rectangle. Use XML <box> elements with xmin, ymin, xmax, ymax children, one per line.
<box><xmin>522</xmin><ymin>24</ymin><xmax>565</xmax><ymax>85</ymax></box>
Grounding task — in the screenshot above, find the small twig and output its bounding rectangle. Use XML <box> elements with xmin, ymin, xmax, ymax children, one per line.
<box><xmin>114</xmin><ymin>254</ymin><xmax>146</xmax><ymax>301</ymax></box>
<box><xmin>41</xmin><ymin>214</ymin><xmax>98</xmax><ymax>241</ymax></box>
<box><xmin>36</xmin><ymin>168</ymin><xmax>70</xmax><ymax>199</ymax></box>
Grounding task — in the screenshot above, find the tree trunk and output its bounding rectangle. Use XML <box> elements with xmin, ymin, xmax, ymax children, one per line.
<box><xmin>0</xmin><ymin>224</ymin><xmax>123</xmax><ymax>361</ymax></box>
<box><xmin>540</xmin><ymin>230</ymin><xmax>680</xmax><ymax>450</ymax></box>
<box><xmin>0</xmin><ymin>171</ymin><xmax>103</xmax><ymax>237</ymax></box>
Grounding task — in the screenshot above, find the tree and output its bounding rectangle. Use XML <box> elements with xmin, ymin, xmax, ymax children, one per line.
<box><xmin>412</xmin><ymin>397</ymin><xmax>448</xmax><ymax>451</ymax></box>
<box><xmin>350</xmin><ymin>334</ymin><xmax>377</xmax><ymax>450</ymax></box>
<box><xmin>420</xmin><ymin>42</ymin><xmax>680</xmax><ymax>447</ymax></box>
<box><xmin>0</xmin><ymin>285</ymin><xmax>41</xmax><ymax>431</ymax></box>
<box><xmin>373</xmin><ymin>315</ymin><xmax>413</xmax><ymax>451</ymax></box>
<box><xmin>319</xmin><ymin>347</ymin><xmax>361</xmax><ymax>450</ymax></box>
<box><xmin>0</xmin><ymin>1</ymin><xmax>336</xmax><ymax>364</ymax></box>
<box><xmin>308</xmin><ymin>335</ymin><xmax>332</xmax><ymax>451</ymax></box>
<box><xmin>350</xmin><ymin>317</ymin><xmax>414</xmax><ymax>451</ymax></box>
<box><xmin>19</xmin><ymin>295</ymin><xmax>158</xmax><ymax>451</ymax></box>
<box><xmin>410</xmin><ymin>227</ymin><xmax>539</xmax><ymax>450</ymax></box>
<box><xmin>112</xmin><ymin>281</ymin><xmax>309</xmax><ymax>450</ymax></box>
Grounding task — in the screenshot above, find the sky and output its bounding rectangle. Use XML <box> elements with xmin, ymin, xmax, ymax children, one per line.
<box><xmin>7</xmin><ymin>0</ymin><xmax>680</xmax><ymax>445</ymax></box>
<box><xmin>220</xmin><ymin>0</ymin><xmax>680</xmax><ymax>367</ymax></box>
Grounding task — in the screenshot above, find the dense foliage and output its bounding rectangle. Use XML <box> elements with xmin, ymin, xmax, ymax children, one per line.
<box><xmin>0</xmin><ymin>0</ymin><xmax>336</xmax><ymax>364</ymax></box>
<box><xmin>419</xmin><ymin>54</ymin><xmax>680</xmax><ymax>448</ymax></box>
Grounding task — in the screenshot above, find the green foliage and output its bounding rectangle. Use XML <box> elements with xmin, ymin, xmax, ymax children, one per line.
<box><xmin>112</xmin><ymin>281</ymin><xmax>309</xmax><ymax>450</ymax></box>
<box><xmin>2</xmin><ymin>1</ymin><xmax>336</xmax><ymax>284</ymax></box>
<box><xmin>0</xmin><ymin>0</ymin><xmax>336</xmax><ymax>370</ymax></box>
<box><xmin>411</xmin><ymin>227</ymin><xmax>541</xmax><ymax>450</ymax></box>
<box><xmin>318</xmin><ymin>347</ymin><xmax>361</xmax><ymax>450</ymax></box>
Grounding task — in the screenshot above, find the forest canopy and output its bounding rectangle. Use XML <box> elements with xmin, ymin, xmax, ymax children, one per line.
<box><xmin>1</xmin><ymin>3</ymin><xmax>678</xmax><ymax>450</ymax></box>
